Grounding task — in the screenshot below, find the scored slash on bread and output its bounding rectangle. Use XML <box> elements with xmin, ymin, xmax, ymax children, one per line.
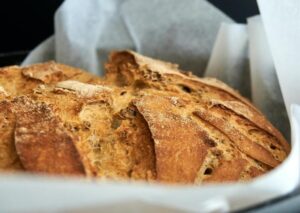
<box><xmin>0</xmin><ymin>50</ymin><xmax>290</xmax><ymax>184</ymax></box>
<box><xmin>134</xmin><ymin>95</ymin><xmax>209</xmax><ymax>183</ymax></box>
<box><xmin>133</xmin><ymin>93</ymin><xmax>270</xmax><ymax>183</ymax></box>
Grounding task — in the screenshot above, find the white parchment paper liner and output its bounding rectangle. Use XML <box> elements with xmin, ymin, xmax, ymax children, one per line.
<box><xmin>22</xmin><ymin>0</ymin><xmax>232</xmax><ymax>76</ymax></box>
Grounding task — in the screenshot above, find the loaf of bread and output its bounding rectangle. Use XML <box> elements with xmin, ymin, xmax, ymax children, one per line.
<box><xmin>0</xmin><ymin>51</ymin><xmax>290</xmax><ymax>184</ymax></box>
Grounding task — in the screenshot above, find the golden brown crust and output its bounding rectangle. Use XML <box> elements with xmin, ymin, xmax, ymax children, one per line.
<box><xmin>0</xmin><ymin>51</ymin><xmax>290</xmax><ymax>184</ymax></box>
<box><xmin>133</xmin><ymin>92</ymin><xmax>271</xmax><ymax>183</ymax></box>
<box><xmin>111</xmin><ymin>105</ymin><xmax>156</xmax><ymax>180</ymax></box>
<box><xmin>13</xmin><ymin>97</ymin><xmax>85</xmax><ymax>175</ymax></box>
<box><xmin>193</xmin><ymin>108</ymin><xmax>280</xmax><ymax>168</ymax></box>
<box><xmin>0</xmin><ymin>65</ymin><xmax>39</xmax><ymax>98</ymax></box>
<box><xmin>107</xmin><ymin>50</ymin><xmax>260</xmax><ymax>109</ymax></box>
<box><xmin>204</xmin><ymin>159</ymin><xmax>248</xmax><ymax>182</ymax></box>
<box><xmin>0</xmin><ymin>61</ymin><xmax>103</xmax><ymax>98</ymax></box>
<box><xmin>0</xmin><ymin>62</ymin><xmax>102</xmax><ymax>172</ymax></box>
<box><xmin>134</xmin><ymin>95</ymin><xmax>209</xmax><ymax>183</ymax></box>
<box><xmin>105</xmin><ymin>50</ymin><xmax>289</xmax><ymax>183</ymax></box>
<box><xmin>207</xmin><ymin>99</ymin><xmax>290</xmax><ymax>153</ymax></box>
<box><xmin>121</xmin><ymin>51</ymin><xmax>255</xmax><ymax>109</ymax></box>
<box><xmin>17</xmin><ymin>81</ymin><xmax>156</xmax><ymax>180</ymax></box>
<box><xmin>0</xmin><ymin>101</ymin><xmax>23</xmax><ymax>171</ymax></box>
<box><xmin>106</xmin><ymin>50</ymin><xmax>289</xmax><ymax>155</ymax></box>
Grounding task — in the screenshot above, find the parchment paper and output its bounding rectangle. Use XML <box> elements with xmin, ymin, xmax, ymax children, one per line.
<box><xmin>258</xmin><ymin>0</ymin><xmax>300</xmax><ymax>117</ymax></box>
<box><xmin>204</xmin><ymin>23</ymin><xmax>251</xmax><ymax>99</ymax></box>
<box><xmin>22</xmin><ymin>0</ymin><xmax>233</xmax><ymax>76</ymax></box>
<box><xmin>247</xmin><ymin>16</ymin><xmax>290</xmax><ymax>140</ymax></box>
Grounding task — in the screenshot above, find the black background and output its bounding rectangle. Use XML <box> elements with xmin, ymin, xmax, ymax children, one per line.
<box><xmin>0</xmin><ymin>0</ymin><xmax>259</xmax><ymax>53</ymax></box>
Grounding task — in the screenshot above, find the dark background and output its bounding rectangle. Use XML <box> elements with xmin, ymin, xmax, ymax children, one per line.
<box><xmin>0</xmin><ymin>0</ymin><xmax>259</xmax><ymax>54</ymax></box>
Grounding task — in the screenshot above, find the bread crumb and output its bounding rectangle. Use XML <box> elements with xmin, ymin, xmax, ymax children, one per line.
<box><xmin>170</xmin><ymin>97</ymin><xmax>178</xmax><ymax>106</ymax></box>
<box><xmin>0</xmin><ymin>86</ymin><xmax>8</xmax><ymax>96</ymax></box>
<box><xmin>18</xmin><ymin>127</ymin><xmax>28</xmax><ymax>133</ymax></box>
<box><xmin>56</xmin><ymin>80</ymin><xmax>112</xmax><ymax>97</ymax></box>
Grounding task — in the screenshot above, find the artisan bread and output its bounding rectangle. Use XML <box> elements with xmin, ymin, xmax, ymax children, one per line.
<box><xmin>0</xmin><ymin>51</ymin><xmax>290</xmax><ymax>184</ymax></box>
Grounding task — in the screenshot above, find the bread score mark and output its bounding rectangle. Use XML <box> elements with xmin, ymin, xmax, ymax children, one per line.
<box><xmin>208</xmin><ymin>99</ymin><xmax>290</xmax><ymax>153</ymax></box>
<box><xmin>134</xmin><ymin>95</ymin><xmax>209</xmax><ymax>183</ymax></box>
<box><xmin>193</xmin><ymin>107</ymin><xmax>280</xmax><ymax>168</ymax></box>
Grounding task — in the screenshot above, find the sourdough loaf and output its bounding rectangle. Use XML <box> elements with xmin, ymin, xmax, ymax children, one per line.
<box><xmin>0</xmin><ymin>51</ymin><xmax>290</xmax><ymax>184</ymax></box>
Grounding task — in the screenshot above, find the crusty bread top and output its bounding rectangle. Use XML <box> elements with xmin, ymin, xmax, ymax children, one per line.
<box><xmin>1</xmin><ymin>78</ymin><xmax>155</xmax><ymax>180</ymax></box>
<box><xmin>0</xmin><ymin>51</ymin><xmax>290</xmax><ymax>184</ymax></box>
<box><xmin>134</xmin><ymin>93</ymin><xmax>268</xmax><ymax>183</ymax></box>
<box><xmin>106</xmin><ymin>50</ymin><xmax>290</xmax><ymax>154</ymax></box>
<box><xmin>105</xmin><ymin>50</ymin><xmax>290</xmax><ymax>183</ymax></box>
<box><xmin>108</xmin><ymin>50</ymin><xmax>255</xmax><ymax>108</ymax></box>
